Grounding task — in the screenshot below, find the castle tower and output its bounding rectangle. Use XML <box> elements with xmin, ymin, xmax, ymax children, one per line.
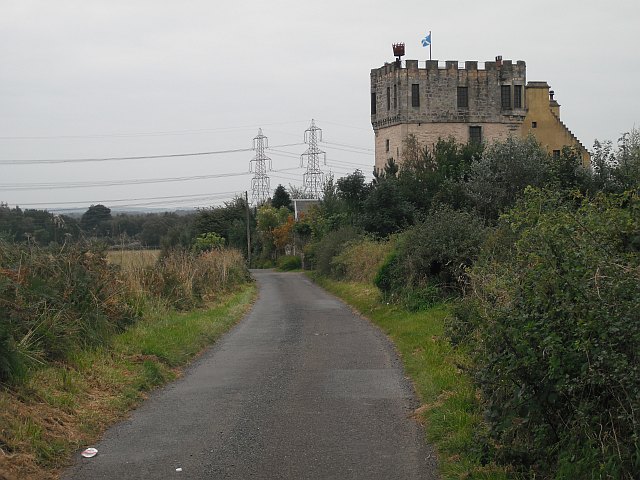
<box><xmin>370</xmin><ymin>54</ymin><xmax>589</xmax><ymax>169</ymax></box>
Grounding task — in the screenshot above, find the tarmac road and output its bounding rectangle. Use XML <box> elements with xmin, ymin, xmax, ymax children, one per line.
<box><xmin>63</xmin><ymin>270</ymin><xmax>438</xmax><ymax>479</ymax></box>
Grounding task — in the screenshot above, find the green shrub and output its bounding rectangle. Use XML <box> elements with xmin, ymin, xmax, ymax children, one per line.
<box><xmin>454</xmin><ymin>188</ymin><xmax>640</xmax><ymax>478</ymax></box>
<box><xmin>192</xmin><ymin>232</ymin><xmax>225</xmax><ymax>252</ymax></box>
<box><xmin>374</xmin><ymin>205</ymin><xmax>487</xmax><ymax>306</ymax></box>
<box><xmin>330</xmin><ymin>237</ymin><xmax>394</xmax><ymax>283</ymax></box>
<box><xmin>313</xmin><ymin>226</ymin><xmax>361</xmax><ymax>277</ymax></box>
<box><xmin>276</xmin><ymin>255</ymin><xmax>301</xmax><ymax>271</ymax></box>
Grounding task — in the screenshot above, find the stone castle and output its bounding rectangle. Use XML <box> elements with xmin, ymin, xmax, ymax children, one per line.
<box><xmin>370</xmin><ymin>52</ymin><xmax>589</xmax><ymax>170</ymax></box>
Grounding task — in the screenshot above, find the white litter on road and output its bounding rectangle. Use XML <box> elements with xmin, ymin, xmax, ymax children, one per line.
<box><xmin>81</xmin><ymin>448</ymin><xmax>98</xmax><ymax>458</ymax></box>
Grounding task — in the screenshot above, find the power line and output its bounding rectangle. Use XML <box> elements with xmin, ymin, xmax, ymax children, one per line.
<box><xmin>1</xmin><ymin>166</ymin><xmax>303</xmax><ymax>191</ymax></box>
<box><xmin>0</xmin><ymin>143</ymin><xmax>304</xmax><ymax>165</ymax></box>
<box><xmin>13</xmin><ymin>190</ymin><xmax>242</xmax><ymax>207</ymax></box>
<box><xmin>320</xmin><ymin>140</ymin><xmax>374</xmax><ymax>152</ymax></box>
<box><xmin>315</xmin><ymin>119</ymin><xmax>371</xmax><ymax>131</ymax></box>
<box><xmin>269</xmin><ymin>148</ymin><xmax>372</xmax><ymax>168</ymax></box>
<box><xmin>0</xmin><ymin>120</ymin><xmax>310</xmax><ymax>140</ymax></box>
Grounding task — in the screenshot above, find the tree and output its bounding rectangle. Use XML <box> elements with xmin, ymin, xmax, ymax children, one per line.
<box><xmin>194</xmin><ymin>196</ymin><xmax>250</xmax><ymax>253</ymax></box>
<box><xmin>336</xmin><ymin>169</ymin><xmax>369</xmax><ymax>216</ymax></box>
<box><xmin>80</xmin><ymin>204</ymin><xmax>112</xmax><ymax>236</ymax></box>
<box><xmin>464</xmin><ymin>136</ymin><xmax>549</xmax><ymax>221</ymax></box>
<box><xmin>271</xmin><ymin>185</ymin><xmax>292</xmax><ymax>210</ymax></box>
<box><xmin>193</xmin><ymin>232</ymin><xmax>225</xmax><ymax>252</ymax></box>
<box><xmin>360</xmin><ymin>179</ymin><xmax>413</xmax><ymax>237</ymax></box>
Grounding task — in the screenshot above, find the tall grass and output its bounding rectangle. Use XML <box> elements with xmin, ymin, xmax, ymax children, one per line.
<box><xmin>331</xmin><ymin>237</ymin><xmax>394</xmax><ymax>283</ymax></box>
<box><xmin>0</xmin><ymin>241</ymin><xmax>254</xmax><ymax>479</ymax></box>
<box><xmin>0</xmin><ymin>241</ymin><xmax>249</xmax><ymax>383</ymax></box>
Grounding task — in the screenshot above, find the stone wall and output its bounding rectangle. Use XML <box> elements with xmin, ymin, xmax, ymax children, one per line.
<box><xmin>374</xmin><ymin>122</ymin><xmax>518</xmax><ymax>171</ymax></box>
<box><xmin>371</xmin><ymin>58</ymin><xmax>527</xmax><ymax>167</ymax></box>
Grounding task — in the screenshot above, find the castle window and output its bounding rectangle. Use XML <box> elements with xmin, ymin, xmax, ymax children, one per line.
<box><xmin>513</xmin><ymin>85</ymin><xmax>523</xmax><ymax>109</ymax></box>
<box><xmin>371</xmin><ymin>92</ymin><xmax>377</xmax><ymax>115</ymax></box>
<box><xmin>469</xmin><ymin>126</ymin><xmax>482</xmax><ymax>144</ymax></box>
<box><xmin>532</xmin><ymin>121</ymin><xmax>537</xmax><ymax>128</ymax></box>
<box><xmin>553</xmin><ymin>150</ymin><xmax>561</xmax><ymax>157</ymax></box>
<box><xmin>385</xmin><ymin>139</ymin><xmax>390</xmax><ymax>152</ymax></box>
<box><xmin>501</xmin><ymin>85</ymin><xmax>511</xmax><ymax>109</ymax></box>
<box><xmin>411</xmin><ymin>84</ymin><xmax>420</xmax><ymax>107</ymax></box>
<box><xmin>387</xmin><ymin>87</ymin><xmax>391</xmax><ymax>111</ymax></box>
<box><xmin>457</xmin><ymin>87</ymin><xmax>469</xmax><ymax>108</ymax></box>
<box><xmin>394</xmin><ymin>84</ymin><xmax>397</xmax><ymax>109</ymax></box>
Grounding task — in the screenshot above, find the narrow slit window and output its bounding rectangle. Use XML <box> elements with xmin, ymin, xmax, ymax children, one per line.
<box><xmin>386</xmin><ymin>87</ymin><xmax>391</xmax><ymax>111</ymax></box>
<box><xmin>393</xmin><ymin>84</ymin><xmax>397</xmax><ymax>109</ymax></box>
<box><xmin>501</xmin><ymin>85</ymin><xmax>511</xmax><ymax>109</ymax></box>
<box><xmin>513</xmin><ymin>85</ymin><xmax>522</xmax><ymax>109</ymax></box>
<box><xmin>411</xmin><ymin>84</ymin><xmax>420</xmax><ymax>107</ymax></box>
<box><xmin>371</xmin><ymin>92</ymin><xmax>377</xmax><ymax>115</ymax></box>
<box><xmin>457</xmin><ymin>86</ymin><xmax>469</xmax><ymax>108</ymax></box>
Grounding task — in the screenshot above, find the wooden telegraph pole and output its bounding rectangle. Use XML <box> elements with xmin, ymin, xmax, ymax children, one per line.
<box><xmin>245</xmin><ymin>191</ymin><xmax>251</xmax><ymax>267</ymax></box>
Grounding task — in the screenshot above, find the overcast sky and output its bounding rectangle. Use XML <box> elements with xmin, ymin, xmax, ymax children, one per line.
<box><xmin>1</xmin><ymin>0</ymin><xmax>638</xmax><ymax>211</ymax></box>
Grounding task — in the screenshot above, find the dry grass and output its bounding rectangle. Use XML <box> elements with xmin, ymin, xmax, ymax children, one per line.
<box><xmin>106</xmin><ymin>249</ymin><xmax>160</xmax><ymax>269</ymax></box>
<box><xmin>333</xmin><ymin>237</ymin><xmax>394</xmax><ymax>283</ymax></box>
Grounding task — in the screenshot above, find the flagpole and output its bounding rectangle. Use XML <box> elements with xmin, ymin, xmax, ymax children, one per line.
<box><xmin>429</xmin><ymin>30</ymin><xmax>432</xmax><ymax>60</ymax></box>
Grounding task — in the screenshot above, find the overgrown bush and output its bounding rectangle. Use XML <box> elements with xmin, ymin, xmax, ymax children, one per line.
<box><xmin>276</xmin><ymin>255</ymin><xmax>301</xmax><ymax>271</ymax></box>
<box><xmin>453</xmin><ymin>188</ymin><xmax>640</xmax><ymax>478</ymax></box>
<box><xmin>313</xmin><ymin>226</ymin><xmax>361</xmax><ymax>277</ymax></box>
<box><xmin>146</xmin><ymin>249</ymin><xmax>248</xmax><ymax>310</ymax></box>
<box><xmin>330</xmin><ymin>237</ymin><xmax>394</xmax><ymax>283</ymax></box>
<box><xmin>374</xmin><ymin>205</ymin><xmax>487</xmax><ymax>308</ymax></box>
<box><xmin>0</xmin><ymin>242</ymin><xmax>141</xmax><ymax>382</ymax></box>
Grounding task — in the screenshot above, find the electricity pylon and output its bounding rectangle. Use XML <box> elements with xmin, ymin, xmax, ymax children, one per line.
<box><xmin>300</xmin><ymin>119</ymin><xmax>326</xmax><ymax>199</ymax></box>
<box><xmin>249</xmin><ymin>128</ymin><xmax>272</xmax><ymax>206</ymax></box>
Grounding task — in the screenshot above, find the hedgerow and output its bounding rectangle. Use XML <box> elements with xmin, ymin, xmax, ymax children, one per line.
<box><xmin>453</xmin><ymin>188</ymin><xmax>640</xmax><ymax>478</ymax></box>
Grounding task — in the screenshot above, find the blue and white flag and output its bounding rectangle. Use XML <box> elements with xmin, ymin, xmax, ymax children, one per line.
<box><xmin>421</xmin><ymin>32</ymin><xmax>431</xmax><ymax>47</ymax></box>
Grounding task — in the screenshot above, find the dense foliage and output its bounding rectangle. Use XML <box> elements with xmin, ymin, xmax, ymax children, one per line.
<box><xmin>375</xmin><ymin>205</ymin><xmax>487</xmax><ymax>309</ymax></box>
<box><xmin>453</xmin><ymin>189</ymin><xmax>639</xmax><ymax>478</ymax></box>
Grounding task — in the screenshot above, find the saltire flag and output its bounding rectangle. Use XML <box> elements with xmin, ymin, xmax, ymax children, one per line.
<box><xmin>421</xmin><ymin>32</ymin><xmax>431</xmax><ymax>47</ymax></box>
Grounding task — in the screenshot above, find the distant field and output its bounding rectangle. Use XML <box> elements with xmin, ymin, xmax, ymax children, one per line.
<box><xmin>106</xmin><ymin>249</ymin><xmax>161</xmax><ymax>269</ymax></box>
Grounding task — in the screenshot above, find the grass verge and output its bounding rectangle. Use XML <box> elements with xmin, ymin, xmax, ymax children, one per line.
<box><xmin>0</xmin><ymin>283</ymin><xmax>256</xmax><ymax>480</ymax></box>
<box><xmin>310</xmin><ymin>274</ymin><xmax>511</xmax><ymax>480</ymax></box>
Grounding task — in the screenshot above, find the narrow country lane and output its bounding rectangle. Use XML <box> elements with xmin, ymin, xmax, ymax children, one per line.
<box><xmin>63</xmin><ymin>271</ymin><xmax>438</xmax><ymax>479</ymax></box>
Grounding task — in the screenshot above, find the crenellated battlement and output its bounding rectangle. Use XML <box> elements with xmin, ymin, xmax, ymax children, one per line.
<box><xmin>371</xmin><ymin>59</ymin><xmax>526</xmax><ymax>77</ymax></box>
<box><xmin>370</xmin><ymin>56</ymin><xmax>527</xmax><ymax>135</ymax></box>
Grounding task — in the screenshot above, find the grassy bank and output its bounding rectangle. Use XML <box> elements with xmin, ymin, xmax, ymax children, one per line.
<box><xmin>0</xmin><ymin>283</ymin><xmax>256</xmax><ymax>480</ymax></box>
<box><xmin>311</xmin><ymin>275</ymin><xmax>510</xmax><ymax>480</ymax></box>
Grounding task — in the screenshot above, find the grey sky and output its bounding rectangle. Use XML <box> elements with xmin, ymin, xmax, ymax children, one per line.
<box><xmin>1</xmin><ymin>0</ymin><xmax>638</xmax><ymax>211</ymax></box>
